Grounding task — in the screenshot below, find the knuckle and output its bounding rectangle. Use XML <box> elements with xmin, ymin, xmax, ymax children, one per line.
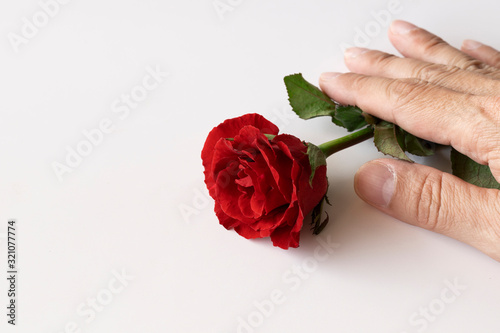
<box><xmin>472</xmin><ymin>66</ymin><xmax>500</xmax><ymax>78</ymax></box>
<box><xmin>413</xmin><ymin>63</ymin><xmax>462</xmax><ymax>85</ymax></box>
<box><xmin>453</xmin><ymin>95</ymin><xmax>499</xmax><ymax>165</ymax></box>
<box><xmin>385</xmin><ymin>79</ymin><xmax>430</xmax><ymax>112</ymax></box>
<box><xmin>469</xmin><ymin>95</ymin><xmax>500</xmax><ymax>131</ymax></box>
<box><xmin>412</xmin><ymin>172</ymin><xmax>451</xmax><ymax>232</ymax></box>
<box><xmin>412</xmin><ymin>63</ymin><xmax>439</xmax><ymax>79</ymax></box>
<box><xmin>351</xmin><ymin>74</ymin><xmax>371</xmax><ymax>91</ymax></box>
<box><xmin>456</xmin><ymin>57</ymin><xmax>488</xmax><ymax>71</ymax></box>
<box><xmin>385</xmin><ymin>80</ymin><xmax>413</xmax><ymax>103</ymax></box>
<box><xmin>370</xmin><ymin>52</ymin><xmax>398</xmax><ymax>69</ymax></box>
<box><xmin>490</xmin><ymin>55</ymin><xmax>500</xmax><ymax>69</ymax></box>
<box><xmin>421</xmin><ymin>35</ymin><xmax>449</xmax><ymax>56</ymax></box>
<box><xmin>414</xmin><ymin>63</ymin><xmax>459</xmax><ymax>83</ymax></box>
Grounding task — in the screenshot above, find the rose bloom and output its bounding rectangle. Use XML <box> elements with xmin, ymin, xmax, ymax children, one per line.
<box><xmin>202</xmin><ymin>114</ymin><xmax>327</xmax><ymax>249</ymax></box>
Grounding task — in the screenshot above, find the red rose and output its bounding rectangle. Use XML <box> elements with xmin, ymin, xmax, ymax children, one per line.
<box><xmin>201</xmin><ymin>113</ymin><xmax>328</xmax><ymax>249</ymax></box>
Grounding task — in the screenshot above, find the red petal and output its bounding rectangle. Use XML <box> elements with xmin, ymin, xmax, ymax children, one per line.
<box><xmin>214</xmin><ymin>202</ymin><xmax>239</xmax><ymax>229</ymax></box>
<box><xmin>215</xmin><ymin>167</ymin><xmax>251</xmax><ymax>223</ymax></box>
<box><xmin>238</xmin><ymin>164</ymin><xmax>266</xmax><ymax>217</ymax></box>
<box><xmin>238</xmin><ymin>191</ymin><xmax>258</xmax><ymax>219</ymax></box>
<box><xmin>208</xmin><ymin>138</ymin><xmax>240</xmax><ymax>198</ymax></box>
<box><xmin>235</xmin><ymin>174</ymin><xmax>252</xmax><ymax>187</ymax></box>
<box><xmin>269</xmin><ymin>203</ymin><xmax>303</xmax><ymax>249</ymax></box>
<box><xmin>248</xmin><ymin>206</ymin><xmax>287</xmax><ymax>232</ymax></box>
<box><xmin>202</xmin><ymin>114</ymin><xmax>279</xmax><ymax>193</ymax></box>
<box><xmin>296</xmin><ymin>153</ymin><xmax>328</xmax><ymax>214</ymax></box>
<box><xmin>273</xmin><ymin>134</ymin><xmax>307</xmax><ymax>159</ymax></box>
<box><xmin>234</xmin><ymin>223</ymin><xmax>264</xmax><ymax>240</ymax></box>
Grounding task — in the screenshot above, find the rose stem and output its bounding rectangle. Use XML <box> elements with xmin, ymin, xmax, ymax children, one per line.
<box><xmin>318</xmin><ymin>126</ymin><xmax>374</xmax><ymax>158</ymax></box>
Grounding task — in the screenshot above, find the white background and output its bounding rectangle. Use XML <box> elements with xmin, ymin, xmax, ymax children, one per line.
<box><xmin>1</xmin><ymin>0</ymin><xmax>499</xmax><ymax>332</ymax></box>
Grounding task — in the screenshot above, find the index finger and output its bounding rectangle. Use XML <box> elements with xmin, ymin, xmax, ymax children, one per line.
<box><xmin>318</xmin><ymin>72</ymin><xmax>497</xmax><ymax>166</ymax></box>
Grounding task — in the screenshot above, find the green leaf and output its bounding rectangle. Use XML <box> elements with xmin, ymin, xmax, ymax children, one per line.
<box><xmin>284</xmin><ymin>72</ymin><xmax>436</xmax><ymax>161</ymax></box>
<box><xmin>372</xmin><ymin>123</ymin><xmax>435</xmax><ymax>161</ymax></box>
<box><xmin>306</xmin><ymin>142</ymin><xmax>327</xmax><ymax>186</ymax></box>
<box><xmin>284</xmin><ymin>73</ymin><xmax>367</xmax><ymax>131</ymax></box>
<box><xmin>363</xmin><ymin>112</ymin><xmax>378</xmax><ymax>125</ymax></box>
<box><xmin>336</xmin><ymin>105</ymin><xmax>368</xmax><ymax>131</ymax></box>
<box><xmin>373</xmin><ymin>121</ymin><xmax>413</xmax><ymax>162</ymax></box>
<box><xmin>399</xmin><ymin>128</ymin><xmax>435</xmax><ymax>157</ymax></box>
<box><xmin>451</xmin><ymin>148</ymin><xmax>500</xmax><ymax>189</ymax></box>
<box><xmin>284</xmin><ymin>73</ymin><xmax>336</xmax><ymax>119</ymax></box>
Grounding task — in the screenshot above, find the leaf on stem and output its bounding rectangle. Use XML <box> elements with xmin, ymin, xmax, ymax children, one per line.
<box><xmin>373</xmin><ymin>121</ymin><xmax>413</xmax><ymax>162</ymax></box>
<box><xmin>373</xmin><ymin>122</ymin><xmax>436</xmax><ymax>161</ymax></box>
<box><xmin>336</xmin><ymin>105</ymin><xmax>369</xmax><ymax>131</ymax></box>
<box><xmin>451</xmin><ymin>148</ymin><xmax>500</xmax><ymax>189</ymax></box>
<box><xmin>284</xmin><ymin>73</ymin><xmax>368</xmax><ymax>131</ymax></box>
<box><xmin>306</xmin><ymin>142</ymin><xmax>327</xmax><ymax>186</ymax></box>
<box><xmin>284</xmin><ymin>73</ymin><xmax>436</xmax><ymax>162</ymax></box>
<box><xmin>398</xmin><ymin>127</ymin><xmax>435</xmax><ymax>157</ymax></box>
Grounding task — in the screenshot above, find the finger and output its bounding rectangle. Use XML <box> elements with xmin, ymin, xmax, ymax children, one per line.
<box><xmin>344</xmin><ymin>47</ymin><xmax>500</xmax><ymax>95</ymax></box>
<box><xmin>462</xmin><ymin>40</ymin><xmax>500</xmax><ymax>68</ymax></box>
<box><xmin>319</xmin><ymin>72</ymin><xmax>473</xmax><ymax>147</ymax></box>
<box><xmin>319</xmin><ymin>72</ymin><xmax>500</xmax><ymax>180</ymax></box>
<box><xmin>354</xmin><ymin>159</ymin><xmax>500</xmax><ymax>261</ymax></box>
<box><xmin>388</xmin><ymin>20</ymin><xmax>500</xmax><ymax>79</ymax></box>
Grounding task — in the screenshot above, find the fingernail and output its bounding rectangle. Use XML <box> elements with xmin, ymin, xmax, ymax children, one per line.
<box><xmin>390</xmin><ymin>20</ymin><xmax>418</xmax><ymax>35</ymax></box>
<box><xmin>345</xmin><ymin>47</ymin><xmax>370</xmax><ymax>58</ymax></box>
<box><xmin>320</xmin><ymin>72</ymin><xmax>341</xmax><ymax>81</ymax></box>
<box><xmin>462</xmin><ymin>39</ymin><xmax>482</xmax><ymax>50</ymax></box>
<box><xmin>355</xmin><ymin>162</ymin><xmax>395</xmax><ymax>207</ymax></box>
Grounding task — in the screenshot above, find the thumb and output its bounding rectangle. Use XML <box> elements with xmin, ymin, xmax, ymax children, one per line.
<box><xmin>354</xmin><ymin>159</ymin><xmax>500</xmax><ymax>261</ymax></box>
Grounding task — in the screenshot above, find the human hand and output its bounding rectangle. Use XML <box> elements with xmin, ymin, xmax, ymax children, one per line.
<box><xmin>319</xmin><ymin>20</ymin><xmax>500</xmax><ymax>261</ymax></box>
